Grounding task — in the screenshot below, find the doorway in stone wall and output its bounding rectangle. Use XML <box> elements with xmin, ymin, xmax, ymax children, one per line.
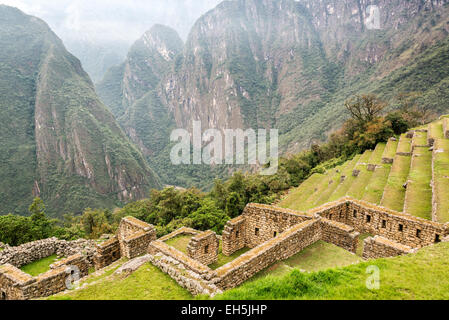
<box><xmin>1</xmin><ymin>290</ymin><xmax>6</xmax><ymax>300</ymax></box>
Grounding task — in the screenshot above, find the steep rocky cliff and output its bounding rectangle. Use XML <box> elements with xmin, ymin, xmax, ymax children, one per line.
<box><xmin>99</xmin><ymin>0</ymin><xmax>449</xmax><ymax>188</ymax></box>
<box><xmin>0</xmin><ymin>5</ymin><xmax>161</xmax><ymax>216</ymax></box>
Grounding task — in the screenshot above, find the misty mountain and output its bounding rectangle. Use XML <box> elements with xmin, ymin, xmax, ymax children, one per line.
<box><xmin>98</xmin><ymin>0</ymin><xmax>449</xmax><ymax>189</ymax></box>
<box><xmin>0</xmin><ymin>5</ymin><xmax>161</xmax><ymax>216</ymax></box>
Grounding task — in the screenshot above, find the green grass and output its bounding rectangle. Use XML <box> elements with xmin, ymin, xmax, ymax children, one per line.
<box><xmin>20</xmin><ymin>254</ymin><xmax>60</xmax><ymax>276</ymax></box>
<box><xmin>48</xmin><ymin>263</ymin><xmax>192</xmax><ymax>300</ymax></box>
<box><xmin>362</xmin><ymin>164</ymin><xmax>392</xmax><ymax>204</ymax></box>
<box><xmin>429</xmin><ymin>121</ymin><xmax>444</xmax><ymax>140</ymax></box>
<box><xmin>346</xmin><ymin>166</ymin><xmax>374</xmax><ymax>200</ymax></box>
<box><xmin>369</xmin><ymin>143</ymin><xmax>386</xmax><ymax>164</ymax></box>
<box><xmin>216</xmin><ymin>242</ymin><xmax>449</xmax><ymax>300</ymax></box>
<box><xmin>403</xmin><ymin>147</ymin><xmax>433</xmax><ymax>219</ymax></box>
<box><xmin>327</xmin><ymin>155</ymin><xmax>362</xmax><ymax>202</ymax></box>
<box><xmin>433</xmin><ymin>139</ymin><xmax>449</xmax><ymax>222</ymax></box>
<box><xmin>250</xmin><ymin>241</ymin><xmax>362</xmax><ymax>281</ymax></box>
<box><xmin>380</xmin><ymin>154</ymin><xmax>411</xmax><ymax>211</ymax></box>
<box><xmin>210</xmin><ymin>243</ymin><xmax>251</xmax><ymax>270</ymax></box>
<box><xmin>164</xmin><ymin>235</ymin><xmax>193</xmax><ymax>254</ymax></box>
<box><xmin>412</xmin><ymin>131</ymin><xmax>428</xmax><ymax>146</ymax></box>
<box><xmin>397</xmin><ymin>134</ymin><xmax>412</xmax><ymax>154</ymax></box>
<box><xmin>278</xmin><ymin>173</ymin><xmax>324</xmax><ymax>211</ymax></box>
<box><xmin>383</xmin><ymin>139</ymin><xmax>399</xmax><ymax>159</ymax></box>
<box><xmin>300</xmin><ymin>165</ymin><xmax>346</xmax><ymax>210</ymax></box>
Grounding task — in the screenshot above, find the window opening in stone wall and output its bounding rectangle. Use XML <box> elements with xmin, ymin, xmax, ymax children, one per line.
<box><xmin>416</xmin><ymin>229</ymin><xmax>421</xmax><ymax>239</ymax></box>
<box><xmin>435</xmin><ymin>234</ymin><xmax>441</xmax><ymax>243</ymax></box>
<box><xmin>273</xmin><ymin>231</ymin><xmax>277</xmax><ymax>238</ymax></box>
<box><xmin>329</xmin><ymin>214</ymin><xmax>333</xmax><ymax>220</ymax></box>
<box><xmin>235</xmin><ymin>230</ymin><xmax>239</xmax><ymax>238</ymax></box>
<box><xmin>353</xmin><ymin>210</ymin><xmax>357</xmax><ymax>218</ymax></box>
<box><xmin>366</xmin><ymin>215</ymin><xmax>371</xmax><ymax>223</ymax></box>
<box><xmin>205</xmin><ymin>245</ymin><xmax>209</xmax><ymax>254</ymax></box>
<box><xmin>399</xmin><ymin>224</ymin><xmax>403</xmax><ymax>232</ymax></box>
<box><xmin>255</xmin><ymin>228</ymin><xmax>259</xmax><ymax>236</ymax></box>
<box><xmin>0</xmin><ymin>290</ymin><xmax>6</xmax><ymax>300</ymax></box>
<box><xmin>382</xmin><ymin>220</ymin><xmax>387</xmax><ymax>228</ymax></box>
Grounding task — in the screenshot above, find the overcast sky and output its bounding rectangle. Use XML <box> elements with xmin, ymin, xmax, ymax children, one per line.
<box><xmin>0</xmin><ymin>0</ymin><xmax>223</xmax><ymax>43</ymax></box>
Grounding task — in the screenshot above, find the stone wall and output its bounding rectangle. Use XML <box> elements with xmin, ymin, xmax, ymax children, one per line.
<box><xmin>241</xmin><ymin>203</ymin><xmax>312</xmax><ymax>249</ymax></box>
<box><xmin>0</xmin><ymin>238</ymin><xmax>96</xmax><ymax>268</ymax></box>
<box><xmin>118</xmin><ymin>217</ymin><xmax>157</xmax><ymax>259</ymax></box>
<box><xmin>0</xmin><ymin>253</ymin><xmax>90</xmax><ymax>300</ymax></box>
<box><xmin>148</xmin><ymin>240</ymin><xmax>214</xmax><ymax>278</ymax></box>
<box><xmin>93</xmin><ymin>237</ymin><xmax>121</xmax><ymax>270</ymax></box>
<box><xmin>310</xmin><ymin>198</ymin><xmax>448</xmax><ymax>249</ymax></box>
<box><xmin>214</xmin><ymin>219</ymin><xmax>321</xmax><ymax>291</ymax></box>
<box><xmin>222</xmin><ymin>216</ymin><xmax>246</xmax><ymax>256</ymax></box>
<box><xmin>187</xmin><ymin>231</ymin><xmax>219</xmax><ymax>265</ymax></box>
<box><xmin>363</xmin><ymin>236</ymin><xmax>416</xmax><ymax>259</ymax></box>
<box><xmin>320</xmin><ymin>218</ymin><xmax>359</xmax><ymax>253</ymax></box>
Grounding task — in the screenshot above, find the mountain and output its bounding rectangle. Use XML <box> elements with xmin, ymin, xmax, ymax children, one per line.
<box><xmin>0</xmin><ymin>5</ymin><xmax>161</xmax><ymax>216</ymax></box>
<box><xmin>98</xmin><ymin>0</ymin><xmax>449</xmax><ymax>188</ymax></box>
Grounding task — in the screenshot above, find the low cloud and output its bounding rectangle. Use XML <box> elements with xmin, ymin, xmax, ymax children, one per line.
<box><xmin>0</xmin><ymin>0</ymin><xmax>223</xmax><ymax>43</ymax></box>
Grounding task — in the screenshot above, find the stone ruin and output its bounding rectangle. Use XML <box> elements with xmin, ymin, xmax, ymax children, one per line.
<box><xmin>0</xmin><ymin>217</ymin><xmax>156</xmax><ymax>300</ymax></box>
<box><xmin>2</xmin><ymin>197</ymin><xmax>449</xmax><ymax>299</ymax></box>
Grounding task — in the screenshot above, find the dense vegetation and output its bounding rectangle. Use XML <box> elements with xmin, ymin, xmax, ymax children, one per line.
<box><xmin>0</xmin><ymin>93</ymin><xmax>427</xmax><ymax>246</ymax></box>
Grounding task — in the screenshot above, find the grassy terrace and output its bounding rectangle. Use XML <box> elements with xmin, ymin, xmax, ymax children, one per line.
<box><xmin>210</xmin><ymin>243</ymin><xmax>250</xmax><ymax>270</ymax></box>
<box><xmin>363</xmin><ymin>142</ymin><xmax>396</xmax><ymax>204</ymax></box>
<box><xmin>250</xmin><ymin>241</ymin><xmax>362</xmax><ymax>281</ymax></box>
<box><xmin>397</xmin><ymin>134</ymin><xmax>412</xmax><ymax>154</ymax></box>
<box><xmin>278</xmin><ymin>173</ymin><xmax>324</xmax><ymax>211</ymax></box>
<box><xmin>433</xmin><ymin>139</ymin><xmax>449</xmax><ymax>222</ymax></box>
<box><xmin>382</xmin><ymin>139</ymin><xmax>399</xmax><ymax>159</ymax></box>
<box><xmin>313</xmin><ymin>162</ymin><xmax>353</xmax><ymax>208</ymax></box>
<box><xmin>346</xmin><ymin>146</ymin><xmax>386</xmax><ymax>200</ymax></box>
<box><xmin>429</xmin><ymin>121</ymin><xmax>444</xmax><ymax>140</ymax></box>
<box><xmin>20</xmin><ymin>255</ymin><xmax>60</xmax><ymax>277</ymax></box>
<box><xmin>49</xmin><ymin>262</ymin><xmax>192</xmax><ymax>300</ymax></box>
<box><xmin>412</xmin><ymin>131</ymin><xmax>428</xmax><ymax>146</ymax></box>
<box><xmin>217</xmin><ymin>242</ymin><xmax>449</xmax><ymax>300</ymax></box>
<box><xmin>299</xmin><ymin>165</ymin><xmax>346</xmax><ymax>211</ymax></box>
<box><xmin>327</xmin><ymin>155</ymin><xmax>362</xmax><ymax>202</ymax></box>
<box><xmin>404</xmin><ymin>147</ymin><xmax>433</xmax><ymax>219</ymax></box>
<box><xmin>164</xmin><ymin>235</ymin><xmax>192</xmax><ymax>254</ymax></box>
<box><xmin>380</xmin><ymin>153</ymin><xmax>411</xmax><ymax>212</ymax></box>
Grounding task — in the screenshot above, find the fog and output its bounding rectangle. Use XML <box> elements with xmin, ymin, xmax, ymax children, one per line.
<box><xmin>0</xmin><ymin>0</ymin><xmax>223</xmax><ymax>81</ymax></box>
<box><xmin>0</xmin><ymin>0</ymin><xmax>223</xmax><ymax>42</ymax></box>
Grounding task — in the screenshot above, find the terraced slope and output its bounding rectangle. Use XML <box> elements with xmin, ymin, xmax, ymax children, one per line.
<box><xmin>380</xmin><ymin>135</ymin><xmax>412</xmax><ymax>212</ymax></box>
<box><xmin>280</xmin><ymin>117</ymin><xmax>449</xmax><ymax>223</ymax></box>
<box><xmin>362</xmin><ymin>141</ymin><xmax>397</xmax><ymax>204</ymax></box>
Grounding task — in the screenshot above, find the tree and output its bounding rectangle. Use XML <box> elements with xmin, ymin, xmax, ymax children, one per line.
<box><xmin>345</xmin><ymin>94</ymin><xmax>387</xmax><ymax>124</ymax></box>
<box><xmin>29</xmin><ymin>198</ymin><xmax>54</xmax><ymax>240</ymax></box>
<box><xmin>189</xmin><ymin>198</ymin><xmax>230</xmax><ymax>234</ymax></box>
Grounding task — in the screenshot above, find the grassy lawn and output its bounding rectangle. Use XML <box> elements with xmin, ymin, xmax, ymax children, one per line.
<box><xmin>210</xmin><ymin>242</ymin><xmax>250</xmax><ymax>270</ymax></box>
<box><xmin>429</xmin><ymin>121</ymin><xmax>444</xmax><ymax>140</ymax></box>
<box><xmin>362</xmin><ymin>165</ymin><xmax>392</xmax><ymax>204</ymax></box>
<box><xmin>397</xmin><ymin>134</ymin><xmax>412</xmax><ymax>154</ymax></box>
<box><xmin>250</xmin><ymin>241</ymin><xmax>362</xmax><ymax>281</ymax></box>
<box><xmin>369</xmin><ymin>143</ymin><xmax>386</xmax><ymax>164</ymax></box>
<box><xmin>412</xmin><ymin>131</ymin><xmax>428</xmax><ymax>146</ymax></box>
<box><xmin>48</xmin><ymin>263</ymin><xmax>192</xmax><ymax>300</ymax></box>
<box><xmin>300</xmin><ymin>165</ymin><xmax>345</xmax><ymax>210</ymax></box>
<box><xmin>21</xmin><ymin>254</ymin><xmax>60</xmax><ymax>276</ymax></box>
<box><xmin>433</xmin><ymin>139</ymin><xmax>449</xmax><ymax>222</ymax></box>
<box><xmin>164</xmin><ymin>235</ymin><xmax>193</xmax><ymax>254</ymax></box>
<box><xmin>327</xmin><ymin>155</ymin><xmax>362</xmax><ymax>202</ymax></box>
<box><xmin>346</xmin><ymin>166</ymin><xmax>374</xmax><ymax>200</ymax></box>
<box><xmin>381</xmin><ymin>154</ymin><xmax>411</xmax><ymax>212</ymax></box>
<box><xmin>216</xmin><ymin>242</ymin><xmax>449</xmax><ymax>300</ymax></box>
<box><xmin>404</xmin><ymin>147</ymin><xmax>433</xmax><ymax>219</ymax></box>
<box><xmin>278</xmin><ymin>173</ymin><xmax>324</xmax><ymax>211</ymax></box>
<box><xmin>383</xmin><ymin>139</ymin><xmax>399</xmax><ymax>159</ymax></box>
